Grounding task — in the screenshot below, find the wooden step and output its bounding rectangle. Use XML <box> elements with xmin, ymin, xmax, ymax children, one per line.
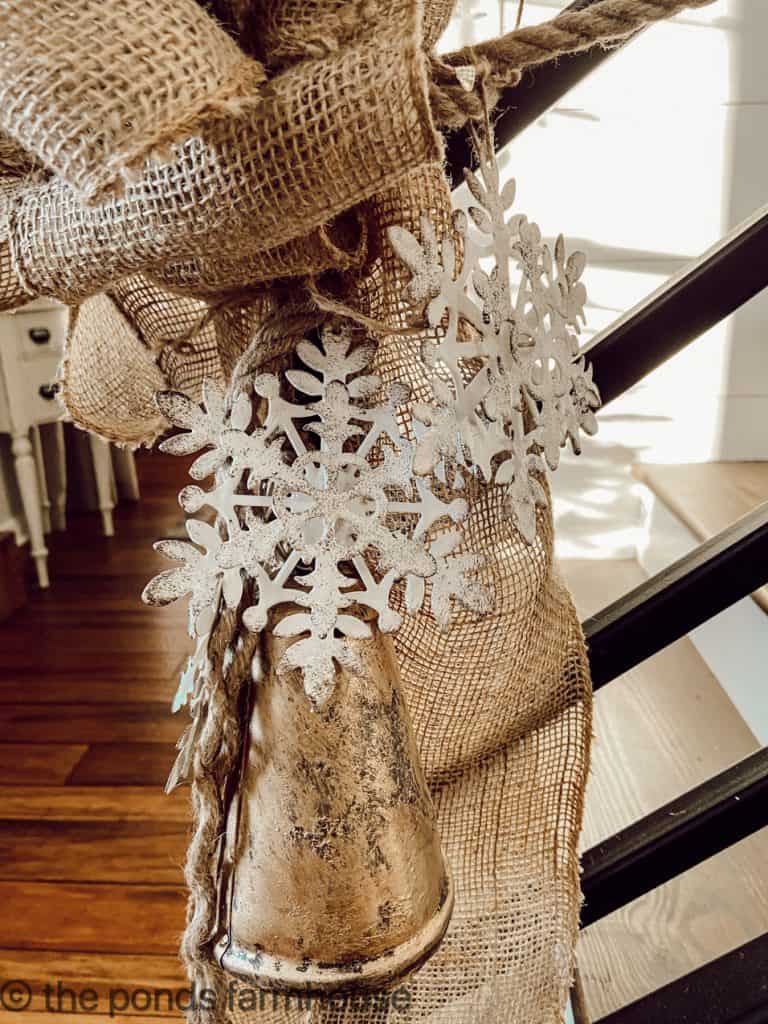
<box><xmin>0</xmin><ymin>454</ymin><xmax>193</xmax><ymax>1016</ymax></box>
<box><xmin>0</xmin><ymin>786</ymin><xmax>188</xmax><ymax>822</ymax></box>
<box><xmin>633</xmin><ymin>461</ymin><xmax>768</xmax><ymax>613</ymax></box>
<box><xmin>1</xmin><ymin>703</ymin><xmax>179</xmax><ymax>744</ymax></box>
<box><xmin>3</xmin><ymin>446</ymin><xmax>761</xmax><ymax>1022</ymax></box>
<box><xmin>560</xmin><ymin>558</ymin><xmax>767</xmax><ymax>1020</ymax></box>
<box><xmin>0</xmin><ymin>881</ymin><xmax>185</xmax><ymax>955</ymax></box>
<box><xmin>0</xmin><ymin>820</ymin><xmax>186</xmax><ymax>883</ymax></box>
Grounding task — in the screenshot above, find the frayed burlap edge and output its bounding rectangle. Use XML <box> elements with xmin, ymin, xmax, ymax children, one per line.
<box><xmin>62</xmin><ymin>298</ymin><xmax>169</xmax><ymax>447</ymax></box>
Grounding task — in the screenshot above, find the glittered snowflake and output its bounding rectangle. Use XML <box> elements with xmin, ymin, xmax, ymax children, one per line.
<box><xmin>388</xmin><ymin>155</ymin><xmax>600</xmax><ymax>544</ymax></box>
<box><xmin>143</xmin><ymin>324</ymin><xmax>491</xmax><ymax>707</ymax></box>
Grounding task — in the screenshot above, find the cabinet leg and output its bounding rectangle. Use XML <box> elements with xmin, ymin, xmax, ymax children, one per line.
<box><xmin>30</xmin><ymin>425</ymin><xmax>51</xmax><ymax>534</ymax></box>
<box><xmin>12</xmin><ymin>432</ymin><xmax>49</xmax><ymax>589</ymax></box>
<box><xmin>48</xmin><ymin>421</ymin><xmax>68</xmax><ymax>531</ymax></box>
<box><xmin>111</xmin><ymin>445</ymin><xmax>140</xmax><ymax>501</ymax></box>
<box><xmin>88</xmin><ymin>434</ymin><xmax>115</xmax><ymax>537</ymax></box>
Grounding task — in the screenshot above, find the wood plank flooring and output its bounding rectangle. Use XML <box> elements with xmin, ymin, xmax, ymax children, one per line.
<box><xmin>0</xmin><ymin>453</ymin><xmax>189</xmax><ymax>1020</ymax></box>
<box><xmin>0</xmin><ymin>453</ymin><xmax>765</xmax><ymax>1022</ymax></box>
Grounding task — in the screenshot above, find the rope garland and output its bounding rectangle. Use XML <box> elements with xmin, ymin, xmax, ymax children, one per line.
<box><xmin>429</xmin><ymin>0</ymin><xmax>716</xmax><ymax>129</ymax></box>
<box><xmin>181</xmin><ymin>302</ymin><xmax>332</xmax><ymax>1022</ymax></box>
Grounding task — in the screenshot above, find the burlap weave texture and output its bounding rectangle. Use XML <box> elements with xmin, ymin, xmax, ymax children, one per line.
<box><xmin>0</xmin><ymin>3</ymin><xmax>593</xmax><ymax>1020</ymax></box>
<box><xmin>251</xmin><ymin>0</ymin><xmax>453</xmax><ymax>67</ymax></box>
<box><xmin>64</xmin><ymin>295</ymin><xmax>169</xmax><ymax>447</ymax></box>
<box><xmin>64</xmin><ymin>273</ymin><xmax>231</xmax><ymax>444</ymax></box>
<box><xmin>6</xmin><ymin>0</ymin><xmax>438</xmax><ymax>311</ymax></box>
<box><xmin>0</xmin><ymin>0</ymin><xmax>264</xmax><ymax>204</ymax></box>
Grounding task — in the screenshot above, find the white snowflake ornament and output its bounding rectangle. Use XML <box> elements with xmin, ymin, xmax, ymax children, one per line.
<box><xmin>388</xmin><ymin>153</ymin><xmax>600</xmax><ymax>543</ymax></box>
<box><xmin>144</xmin><ymin>323</ymin><xmax>491</xmax><ymax>707</ymax></box>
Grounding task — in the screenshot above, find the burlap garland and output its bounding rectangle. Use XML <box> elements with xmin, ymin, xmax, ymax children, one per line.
<box><xmin>248</xmin><ymin>0</ymin><xmax>453</xmax><ymax>68</ymax></box>
<box><xmin>64</xmin><ymin>295</ymin><xmax>170</xmax><ymax>447</ymax></box>
<box><xmin>148</xmin><ymin>209</ymin><xmax>368</xmax><ymax>300</ymax></box>
<box><xmin>0</xmin><ymin>136</ymin><xmax>45</xmax><ymax>310</ymax></box>
<box><xmin>211</xmin><ymin>159</ymin><xmax>591</xmax><ymax>1024</ymax></box>
<box><xmin>0</xmin><ymin>175</ymin><xmax>29</xmax><ymax>311</ymax></box>
<box><xmin>0</xmin><ymin>2</ymin><xmax>714</xmax><ymax>1021</ymax></box>
<box><xmin>322</xmin><ymin>162</ymin><xmax>591</xmax><ymax>1024</ymax></box>
<box><xmin>108</xmin><ymin>277</ymin><xmax>225</xmax><ymax>395</ymax></box>
<box><xmin>0</xmin><ymin>0</ymin><xmax>716</xmax><ymax>449</ymax></box>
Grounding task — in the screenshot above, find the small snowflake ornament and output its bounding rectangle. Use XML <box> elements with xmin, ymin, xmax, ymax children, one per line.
<box><xmin>388</xmin><ymin>153</ymin><xmax>600</xmax><ymax>543</ymax></box>
<box><xmin>144</xmin><ymin>324</ymin><xmax>491</xmax><ymax>708</ymax></box>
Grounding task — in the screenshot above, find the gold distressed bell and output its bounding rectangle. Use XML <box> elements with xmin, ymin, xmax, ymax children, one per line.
<box><xmin>214</xmin><ymin>613</ymin><xmax>453</xmax><ymax>994</ymax></box>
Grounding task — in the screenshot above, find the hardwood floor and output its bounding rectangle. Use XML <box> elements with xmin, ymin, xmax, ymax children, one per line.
<box><xmin>0</xmin><ymin>454</ymin><xmax>765</xmax><ymax>1022</ymax></box>
<box><xmin>0</xmin><ymin>453</ymin><xmax>189</xmax><ymax>1019</ymax></box>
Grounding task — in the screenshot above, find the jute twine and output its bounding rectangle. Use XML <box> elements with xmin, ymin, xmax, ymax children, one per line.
<box><xmin>181</xmin><ymin>605</ymin><xmax>261</xmax><ymax>1017</ymax></box>
<box><xmin>431</xmin><ymin>0</ymin><xmax>719</xmax><ymax>127</ymax></box>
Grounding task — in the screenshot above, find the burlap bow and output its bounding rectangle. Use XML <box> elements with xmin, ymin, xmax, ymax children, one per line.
<box><xmin>0</xmin><ymin>0</ymin><xmax>714</xmax><ymax>445</ymax></box>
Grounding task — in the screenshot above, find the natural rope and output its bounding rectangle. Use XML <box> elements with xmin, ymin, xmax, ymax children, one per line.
<box><xmin>429</xmin><ymin>0</ymin><xmax>716</xmax><ymax>129</ymax></box>
<box><xmin>179</xmin><ymin>295</ymin><xmax>338</xmax><ymax>1022</ymax></box>
<box><xmin>182</xmin><ymin>605</ymin><xmax>259</xmax><ymax>1023</ymax></box>
<box><xmin>306</xmin><ymin>277</ymin><xmax>426</xmax><ymax>339</ymax></box>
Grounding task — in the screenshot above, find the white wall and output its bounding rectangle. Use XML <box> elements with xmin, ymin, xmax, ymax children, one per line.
<box><xmin>441</xmin><ymin>1</ymin><xmax>768</xmax><ymax>557</ymax></box>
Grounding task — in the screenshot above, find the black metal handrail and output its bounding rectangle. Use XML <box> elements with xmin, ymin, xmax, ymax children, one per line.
<box><xmin>584</xmin><ymin>501</ymin><xmax>768</xmax><ymax>689</ymax></box>
<box><xmin>594</xmin><ymin>933</ymin><xmax>768</xmax><ymax>1024</ymax></box>
<box><xmin>442</xmin><ymin>5</ymin><xmax>768</xmax><ymax>1018</ymax></box>
<box><xmin>581</xmin><ymin>747</ymin><xmax>768</xmax><ymax>928</ymax></box>
<box><xmin>586</xmin><ymin>207</ymin><xmax>768</xmax><ymax>406</ymax></box>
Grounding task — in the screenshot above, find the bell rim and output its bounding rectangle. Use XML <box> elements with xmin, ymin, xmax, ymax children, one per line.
<box><xmin>215</xmin><ymin>862</ymin><xmax>455</xmax><ymax>995</ymax></box>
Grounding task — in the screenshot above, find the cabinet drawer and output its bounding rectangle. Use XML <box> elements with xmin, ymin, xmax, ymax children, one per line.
<box><xmin>12</xmin><ymin>308</ymin><xmax>67</xmax><ymax>361</ymax></box>
<box><xmin>23</xmin><ymin>357</ymin><xmax>65</xmax><ymax>425</ymax></box>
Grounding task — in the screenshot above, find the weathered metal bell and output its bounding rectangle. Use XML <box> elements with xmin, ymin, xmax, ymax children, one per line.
<box><xmin>215</xmin><ymin>614</ymin><xmax>453</xmax><ymax>994</ymax></box>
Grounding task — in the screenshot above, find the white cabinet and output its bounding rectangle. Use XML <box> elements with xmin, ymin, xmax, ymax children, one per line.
<box><xmin>0</xmin><ymin>300</ymin><xmax>134</xmax><ymax>588</ymax></box>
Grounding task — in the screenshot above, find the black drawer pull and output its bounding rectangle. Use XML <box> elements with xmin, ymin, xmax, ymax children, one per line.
<box><xmin>29</xmin><ymin>327</ymin><xmax>51</xmax><ymax>345</ymax></box>
<box><xmin>38</xmin><ymin>382</ymin><xmax>59</xmax><ymax>401</ymax></box>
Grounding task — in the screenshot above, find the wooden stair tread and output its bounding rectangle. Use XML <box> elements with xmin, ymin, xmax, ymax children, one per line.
<box><xmin>560</xmin><ymin>558</ymin><xmax>766</xmax><ymax>1019</ymax></box>
<box><xmin>0</xmin><ymin>744</ymin><xmax>88</xmax><ymax>785</ymax></box>
<box><xmin>1</xmin><ymin>703</ymin><xmax>180</xmax><ymax>744</ymax></box>
<box><xmin>0</xmin><ymin>742</ymin><xmax>175</xmax><ymax>787</ymax></box>
<box><xmin>0</xmin><ymin>447</ymin><xmax>762</xmax><ymax>1019</ymax></box>
<box><xmin>0</xmin><ymin>786</ymin><xmax>188</xmax><ymax>822</ymax></box>
<box><xmin>0</xmin><ymin>820</ymin><xmax>186</xmax><ymax>883</ymax></box>
<box><xmin>634</xmin><ymin>461</ymin><xmax>768</xmax><ymax>613</ymax></box>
